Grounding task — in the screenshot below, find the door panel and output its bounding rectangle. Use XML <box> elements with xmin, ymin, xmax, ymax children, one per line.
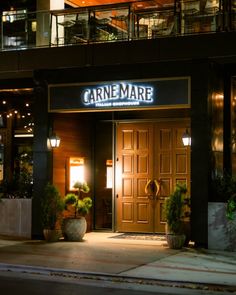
<box><xmin>154</xmin><ymin>123</ymin><xmax>190</xmax><ymax>232</ymax></box>
<box><xmin>155</xmin><ymin>126</ymin><xmax>173</xmax><ymax>232</ymax></box>
<box><xmin>123</xmin><ymin>154</ymin><xmax>133</xmax><ymax>174</ymax></box>
<box><xmin>116</xmin><ymin>121</ymin><xmax>190</xmax><ymax>233</ymax></box>
<box><xmin>116</xmin><ymin>123</ymin><xmax>154</xmax><ymax>232</ymax></box>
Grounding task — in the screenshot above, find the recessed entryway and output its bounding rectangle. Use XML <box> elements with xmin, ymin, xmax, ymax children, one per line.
<box><xmin>115</xmin><ymin>120</ymin><xmax>190</xmax><ymax>233</ymax></box>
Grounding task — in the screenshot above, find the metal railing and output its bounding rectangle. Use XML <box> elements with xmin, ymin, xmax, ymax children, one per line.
<box><xmin>0</xmin><ymin>0</ymin><xmax>235</xmax><ymax>51</ymax></box>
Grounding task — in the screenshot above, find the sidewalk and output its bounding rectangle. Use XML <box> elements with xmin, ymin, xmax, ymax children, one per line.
<box><xmin>0</xmin><ymin>232</ymin><xmax>236</xmax><ymax>292</ymax></box>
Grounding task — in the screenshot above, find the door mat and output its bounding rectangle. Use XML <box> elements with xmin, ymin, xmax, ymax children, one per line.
<box><xmin>109</xmin><ymin>233</ymin><xmax>166</xmax><ymax>241</ymax></box>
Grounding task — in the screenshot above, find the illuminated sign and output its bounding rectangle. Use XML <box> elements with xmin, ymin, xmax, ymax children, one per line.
<box><xmin>49</xmin><ymin>77</ymin><xmax>190</xmax><ymax>112</ymax></box>
<box><xmin>82</xmin><ymin>83</ymin><xmax>154</xmax><ymax>107</ymax></box>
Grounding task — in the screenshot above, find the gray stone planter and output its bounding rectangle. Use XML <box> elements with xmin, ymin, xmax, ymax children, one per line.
<box><xmin>0</xmin><ymin>198</ymin><xmax>32</xmax><ymax>238</ymax></box>
<box><xmin>63</xmin><ymin>217</ymin><xmax>87</xmax><ymax>241</ymax></box>
<box><xmin>208</xmin><ymin>202</ymin><xmax>236</xmax><ymax>251</ymax></box>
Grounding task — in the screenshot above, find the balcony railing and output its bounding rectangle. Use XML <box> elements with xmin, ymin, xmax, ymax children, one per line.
<box><xmin>0</xmin><ymin>0</ymin><xmax>236</xmax><ymax>51</ymax></box>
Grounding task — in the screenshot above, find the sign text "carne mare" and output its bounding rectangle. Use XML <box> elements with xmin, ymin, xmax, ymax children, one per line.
<box><xmin>82</xmin><ymin>83</ymin><xmax>154</xmax><ymax>106</ymax></box>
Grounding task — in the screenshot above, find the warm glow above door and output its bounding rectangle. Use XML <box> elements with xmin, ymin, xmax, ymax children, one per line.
<box><xmin>66</xmin><ymin>0</ymin><xmax>137</xmax><ymax>7</ymax></box>
<box><xmin>65</xmin><ymin>0</ymin><xmax>174</xmax><ymax>8</ymax></box>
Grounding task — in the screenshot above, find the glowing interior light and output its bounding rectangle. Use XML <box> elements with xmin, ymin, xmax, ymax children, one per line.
<box><xmin>106</xmin><ymin>160</ymin><xmax>113</xmax><ymax>189</ymax></box>
<box><xmin>70</xmin><ymin>166</ymin><xmax>85</xmax><ymax>190</ymax></box>
<box><xmin>106</xmin><ymin>167</ymin><xmax>113</xmax><ymax>189</ymax></box>
<box><xmin>69</xmin><ymin>157</ymin><xmax>85</xmax><ymax>190</ymax></box>
<box><xmin>31</xmin><ymin>21</ymin><xmax>37</xmax><ymax>32</ymax></box>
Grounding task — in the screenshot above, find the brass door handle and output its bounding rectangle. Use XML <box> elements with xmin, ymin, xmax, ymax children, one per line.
<box><xmin>145</xmin><ymin>179</ymin><xmax>153</xmax><ymax>196</ymax></box>
<box><xmin>153</xmin><ymin>179</ymin><xmax>161</xmax><ymax>199</ymax></box>
<box><xmin>145</xmin><ymin>179</ymin><xmax>161</xmax><ymax>200</ymax></box>
<box><xmin>145</xmin><ymin>179</ymin><xmax>153</xmax><ymax>195</ymax></box>
<box><xmin>145</xmin><ymin>179</ymin><xmax>155</xmax><ymax>200</ymax></box>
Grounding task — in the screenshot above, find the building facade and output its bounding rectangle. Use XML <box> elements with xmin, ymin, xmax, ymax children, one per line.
<box><xmin>0</xmin><ymin>0</ymin><xmax>235</xmax><ymax>247</ymax></box>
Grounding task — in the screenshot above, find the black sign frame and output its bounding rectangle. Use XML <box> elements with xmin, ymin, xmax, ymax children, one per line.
<box><xmin>48</xmin><ymin>77</ymin><xmax>191</xmax><ymax>112</ymax></box>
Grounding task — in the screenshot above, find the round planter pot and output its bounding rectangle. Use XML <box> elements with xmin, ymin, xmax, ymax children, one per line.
<box><xmin>166</xmin><ymin>233</ymin><xmax>186</xmax><ymax>249</ymax></box>
<box><xmin>43</xmin><ymin>229</ymin><xmax>62</xmax><ymax>242</ymax></box>
<box><xmin>63</xmin><ymin>217</ymin><xmax>87</xmax><ymax>242</ymax></box>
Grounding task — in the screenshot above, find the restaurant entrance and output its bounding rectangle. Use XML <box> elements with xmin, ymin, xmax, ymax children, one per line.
<box><xmin>115</xmin><ymin>120</ymin><xmax>190</xmax><ymax>233</ymax></box>
<box><xmin>48</xmin><ymin>77</ymin><xmax>191</xmax><ymax>233</ymax></box>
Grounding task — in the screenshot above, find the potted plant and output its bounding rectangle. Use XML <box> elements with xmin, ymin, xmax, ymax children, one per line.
<box><xmin>164</xmin><ymin>183</ymin><xmax>189</xmax><ymax>249</ymax></box>
<box><xmin>226</xmin><ymin>194</ymin><xmax>236</xmax><ymax>221</ymax></box>
<box><xmin>63</xmin><ymin>181</ymin><xmax>92</xmax><ymax>241</ymax></box>
<box><xmin>211</xmin><ymin>174</ymin><xmax>236</xmax><ymax>220</ymax></box>
<box><xmin>41</xmin><ymin>183</ymin><xmax>65</xmax><ymax>242</ymax></box>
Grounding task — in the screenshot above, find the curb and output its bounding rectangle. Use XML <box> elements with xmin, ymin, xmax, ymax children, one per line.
<box><xmin>0</xmin><ymin>262</ymin><xmax>236</xmax><ymax>293</ymax></box>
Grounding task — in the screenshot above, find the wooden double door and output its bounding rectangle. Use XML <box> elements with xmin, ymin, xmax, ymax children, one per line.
<box><xmin>116</xmin><ymin>121</ymin><xmax>190</xmax><ymax>233</ymax></box>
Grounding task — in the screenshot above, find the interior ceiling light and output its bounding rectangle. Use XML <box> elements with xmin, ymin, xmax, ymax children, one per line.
<box><xmin>0</xmin><ymin>93</ymin><xmax>34</xmax><ymax>136</ymax></box>
<box><xmin>14</xmin><ymin>134</ymin><xmax>34</xmax><ymax>138</ymax></box>
<box><xmin>0</xmin><ymin>88</ymin><xmax>33</xmax><ymax>93</ymax></box>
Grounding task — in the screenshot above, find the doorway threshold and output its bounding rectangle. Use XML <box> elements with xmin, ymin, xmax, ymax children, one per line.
<box><xmin>108</xmin><ymin>233</ymin><xmax>166</xmax><ymax>241</ymax></box>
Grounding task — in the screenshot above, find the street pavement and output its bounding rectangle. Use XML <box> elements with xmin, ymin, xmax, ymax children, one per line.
<box><xmin>0</xmin><ymin>232</ymin><xmax>236</xmax><ymax>293</ymax></box>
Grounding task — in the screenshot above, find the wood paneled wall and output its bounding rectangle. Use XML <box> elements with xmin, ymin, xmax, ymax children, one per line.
<box><xmin>52</xmin><ymin>113</ymin><xmax>93</xmax><ymax>230</ymax></box>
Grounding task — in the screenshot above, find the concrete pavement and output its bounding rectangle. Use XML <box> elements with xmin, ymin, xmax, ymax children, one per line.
<box><xmin>0</xmin><ymin>232</ymin><xmax>236</xmax><ymax>293</ymax></box>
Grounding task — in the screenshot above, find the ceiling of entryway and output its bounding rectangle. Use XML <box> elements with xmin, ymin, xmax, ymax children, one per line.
<box><xmin>65</xmin><ymin>0</ymin><xmax>174</xmax><ymax>8</ymax></box>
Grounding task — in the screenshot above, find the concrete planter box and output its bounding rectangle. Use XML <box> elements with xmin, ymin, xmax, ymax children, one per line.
<box><xmin>0</xmin><ymin>199</ymin><xmax>32</xmax><ymax>239</ymax></box>
<box><xmin>208</xmin><ymin>202</ymin><xmax>236</xmax><ymax>251</ymax></box>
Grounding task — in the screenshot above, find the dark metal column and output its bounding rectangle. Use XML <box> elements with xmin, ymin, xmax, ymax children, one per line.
<box><xmin>191</xmin><ymin>60</ymin><xmax>211</xmax><ymax>247</ymax></box>
<box><xmin>223</xmin><ymin>70</ymin><xmax>232</xmax><ymax>175</ymax></box>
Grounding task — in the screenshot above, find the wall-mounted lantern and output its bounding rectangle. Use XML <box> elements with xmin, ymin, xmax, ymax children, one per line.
<box><xmin>182</xmin><ymin>129</ymin><xmax>191</xmax><ymax>146</ymax></box>
<box><xmin>49</xmin><ymin>133</ymin><xmax>61</xmax><ymax>148</ymax></box>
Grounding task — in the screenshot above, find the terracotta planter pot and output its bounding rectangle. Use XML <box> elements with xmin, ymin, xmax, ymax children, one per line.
<box><xmin>63</xmin><ymin>217</ymin><xmax>87</xmax><ymax>241</ymax></box>
<box><xmin>166</xmin><ymin>233</ymin><xmax>186</xmax><ymax>249</ymax></box>
<box><xmin>165</xmin><ymin>221</ymin><xmax>190</xmax><ymax>247</ymax></box>
<box><xmin>43</xmin><ymin>229</ymin><xmax>62</xmax><ymax>242</ymax></box>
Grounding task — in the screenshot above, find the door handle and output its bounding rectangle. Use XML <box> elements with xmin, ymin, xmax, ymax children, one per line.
<box><xmin>145</xmin><ymin>179</ymin><xmax>155</xmax><ymax>200</ymax></box>
<box><xmin>153</xmin><ymin>179</ymin><xmax>161</xmax><ymax>200</ymax></box>
<box><xmin>145</xmin><ymin>179</ymin><xmax>161</xmax><ymax>200</ymax></box>
<box><xmin>145</xmin><ymin>179</ymin><xmax>153</xmax><ymax>194</ymax></box>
